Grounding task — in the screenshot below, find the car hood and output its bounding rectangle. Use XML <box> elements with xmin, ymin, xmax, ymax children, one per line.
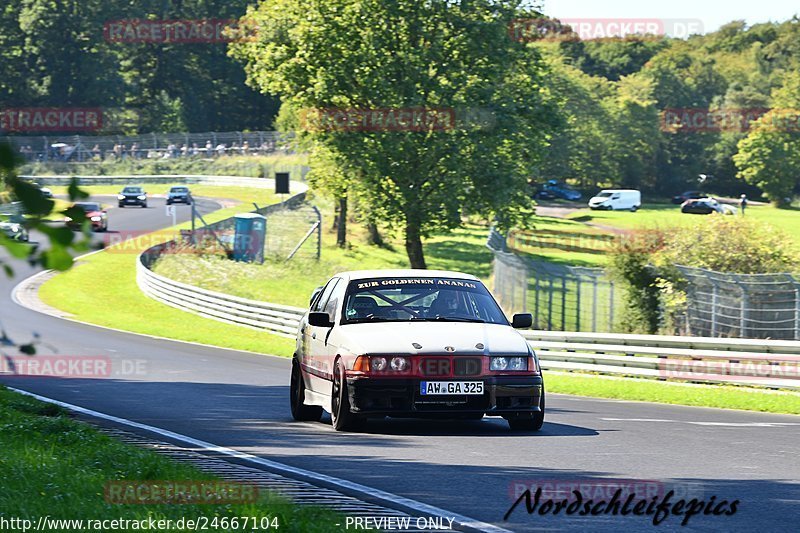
<box><xmin>336</xmin><ymin>321</ymin><xmax>530</xmax><ymax>355</ymax></box>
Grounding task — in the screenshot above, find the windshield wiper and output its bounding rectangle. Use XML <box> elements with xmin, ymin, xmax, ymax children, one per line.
<box><xmin>425</xmin><ymin>316</ymin><xmax>486</xmax><ymax>323</ymax></box>
<box><xmin>344</xmin><ymin>316</ymin><xmax>395</xmax><ymax>324</ymax></box>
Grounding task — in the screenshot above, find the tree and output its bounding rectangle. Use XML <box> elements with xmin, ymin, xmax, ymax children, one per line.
<box><xmin>734</xmin><ymin>73</ymin><xmax>800</xmax><ymax>205</ymax></box>
<box><xmin>231</xmin><ymin>0</ymin><xmax>558</xmax><ymax>268</ymax></box>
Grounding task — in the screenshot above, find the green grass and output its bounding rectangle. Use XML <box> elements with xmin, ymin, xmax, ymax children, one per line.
<box><xmin>0</xmin><ymin>386</ymin><xmax>342</xmax><ymax>531</ymax></box>
<box><xmin>546</xmin><ymin>372</ymin><xmax>800</xmax><ymax>415</ymax></box>
<box><xmin>566</xmin><ymin>203</ymin><xmax>800</xmax><ymax>248</ymax></box>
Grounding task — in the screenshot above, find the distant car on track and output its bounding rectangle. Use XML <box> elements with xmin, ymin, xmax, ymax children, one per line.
<box><xmin>542</xmin><ymin>179</ymin><xmax>581</xmax><ymax>201</ymax></box>
<box><xmin>291</xmin><ymin>270</ymin><xmax>545</xmax><ymax>432</ymax></box>
<box><xmin>117</xmin><ymin>186</ymin><xmax>148</xmax><ymax>208</ymax></box>
<box><xmin>166</xmin><ymin>186</ymin><xmax>192</xmax><ymax>205</ymax></box>
<box><xmin>680</xmin><ymin>197</ymin><xmax>736</xmax><ymax>215</ymax></box>
<box><xmin>0</xmin><ymin>217</ymin><xmax>29</xmax><ymax>241</ymax></box>
<box><xmin>65</xmin><ymin>201</ymin><xmax>108</xmax><ymax>231</ymax></box>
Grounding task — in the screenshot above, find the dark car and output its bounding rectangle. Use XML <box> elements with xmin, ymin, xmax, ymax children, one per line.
<box><xmin>117</xmin><ymin>186</ymin><xmax>148</xmax><ymax>208</ymax></box>
<box><xmin>65</xmin><ymin>202</ymin><xmax>108</xmax><ymax>231</ymax></box>
<box><xmin>672</xmin><ymin>190</ymin><xmax>706</xmax><ymax>204</ymax></box>
<box><xmin>542</xmin><ymin>180</ymin><xmax>581</xmax><ymax>201</ymax></box>
<box><xmin>166</xmin><ymin>186</ymin><xmax>192</xmax><ymax>205</ymax></box>
<box><xmin>0</xmin><ymin>215</ymin><xmax>29</xmax><ymax>242</ymax></box>
<box><xmin>292</xmin><ymin>270</ymin><xmax>544</xmax><ymax>432</ymax></box>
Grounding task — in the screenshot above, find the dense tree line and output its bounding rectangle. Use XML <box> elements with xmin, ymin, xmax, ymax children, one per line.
<box><xmin>0</xmin><ymin>0</ymin><xmax>278</xmax><ymax>133</ymax></box>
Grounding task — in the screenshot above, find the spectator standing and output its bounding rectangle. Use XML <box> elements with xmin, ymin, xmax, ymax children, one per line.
<box><xmin>216</xmin><ymin>142</ymin><xmax>227</xmax><ymax>157</ymax></box>
<box><xmin>739</xmin><ymin>194</ymin><xmax>748</xmax><ymax>216</ymax></box>
<box><xmin>205</xmin><ymin>140</ymin><xmax>213</xmax><ymax>157</ymax></box>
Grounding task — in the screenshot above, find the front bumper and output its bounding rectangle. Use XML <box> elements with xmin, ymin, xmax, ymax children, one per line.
<box><xmin>120</xmin><ymin>197</ymin><xmax>145</xmax><ymax>204</ymax></box>
<box><xmin>346</xmin><ymin>376</ymin><xmax>543</xmax><ymax>417</ymax></box>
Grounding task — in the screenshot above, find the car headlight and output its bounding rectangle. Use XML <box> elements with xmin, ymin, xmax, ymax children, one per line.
<box><xmin>390</xmin><ymin>356</ymin><xmax>409</xmax><ymax>371</ymax></box>
<box><xmin>490</xmin><ymin>356</ymin><xmax>528</xmax><ymax>371</ymax></box>
<box><xmin>64</xmin><ymin>216</ymin><xmax>72</xmax><ymax>222</ymax></box>
<box><xmin>9</xmin><ymin>224</ymin><xmax>20</xmax><ymax>233</ymax></box>
<box><xmin>117</xmin><ymin>194</ymin><xmax>125</xmax><ymax>200</ymax></box>
<box><xmin>137</xmin><ymin>195</ymin><xmax>146</xmax><ymax>200</ymax></box>
<box><xmin>371</xmin><ymin>356</ymin><xmax>388</xmax><ymax>372</ymax></box>
<box><xmin>90</xmin><ymin>216</ymin><xmax>102</xmax><ymax>222</ymax></box>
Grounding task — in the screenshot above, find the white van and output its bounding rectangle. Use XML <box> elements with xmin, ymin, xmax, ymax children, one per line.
<box><xmin>588</xmin><ymin>189</ymin><xmax>641</xmax><ymax>211</ymax></box>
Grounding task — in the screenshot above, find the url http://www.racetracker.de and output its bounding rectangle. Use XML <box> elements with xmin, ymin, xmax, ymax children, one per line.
<box><xmin>0</xmin><ymin>516</ymin><xmax>281</xmax><ymax>532</ymax></box>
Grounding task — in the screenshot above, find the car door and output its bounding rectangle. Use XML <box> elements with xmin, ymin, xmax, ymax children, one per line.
<box><xmin>304</xmin><ymin>277</ymin><xmax>341</xmax><ymax>393</ymax></box>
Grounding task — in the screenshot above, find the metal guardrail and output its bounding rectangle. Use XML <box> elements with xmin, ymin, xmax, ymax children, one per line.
<box><xmin>136</xmin><ymin>217</ymin><xmax>800</xmax><ymax>389</ymax></box>
<box><xmin>0</xmin><ymin>201</ymin><xmax>23</xmax><ymax>216</ymax></box>
<box><xmin>137</xmin><ymin>257</ymin><xmax>305</xmax><ymax>338</ymax></box>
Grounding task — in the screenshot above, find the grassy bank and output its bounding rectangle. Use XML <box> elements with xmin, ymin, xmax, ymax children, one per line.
<box><xmin>546</xmin><ymin>372</ymin><xmax>800</xmax><ymax>415</ymax></box>
<box><xmin>38</xmin><ymin>203</ymin><xmax>295</xmax><ymax>358</ymax></box>
<box><xmin>0</xmin><ymin>386</ymin><xmax>341</xmax><ymax>530</ymax></box>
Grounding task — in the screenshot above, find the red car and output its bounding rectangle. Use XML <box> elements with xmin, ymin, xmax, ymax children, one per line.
<box><xmin>65</xmin><ymin>202</ymin><xmax>108</xmax><ymax>232</ymax></box>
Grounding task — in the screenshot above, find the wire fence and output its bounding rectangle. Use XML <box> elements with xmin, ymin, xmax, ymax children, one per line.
<box><xmin>488</xmin><ymin>228</ymin><xmax>620</xmax><ymax>332</ymax></box>
<box><xmin>2</xmin><ymin>131</ymin><xmax>293</xmax><ymax>162</ymax></box>
<box><xmin>185</xmin><ymin>193</ymin><xmax>321</xmax><ymax>262</ymax></box>
<box><xmin>678</xmin><ymin>266</ymin><xmax>800</xmax><ymax>340</ymax></box>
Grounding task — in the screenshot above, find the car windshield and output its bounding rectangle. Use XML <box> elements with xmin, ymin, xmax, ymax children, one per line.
<box><xmin>342</xmin><ymin>277</ymin><xmax>508</xmax><ymax>325</ymax></box>
<box><xmin>123</xmin><ymin>187</ymin><xmax>142</xmax><ymax>193</ymax></box>
<box><xmin>171</xmin><ymin>187</ymin><xmax>188</xmax><ymax>193</ymax></box>
<box><xmin>596</xmin><ymin>192</ymin><xmax>613</xmax><ymax>197</ymax></box>
<box><xmin>74</xmin><ymin>203</ymin><xmax>100</xmax><ymax>212</ymax></box>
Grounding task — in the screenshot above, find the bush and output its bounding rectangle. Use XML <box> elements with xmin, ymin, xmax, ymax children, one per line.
<box><xmin>608</xmin><ymin>218</ymin><xmax>798</xmax><ymax>334</ymax></box>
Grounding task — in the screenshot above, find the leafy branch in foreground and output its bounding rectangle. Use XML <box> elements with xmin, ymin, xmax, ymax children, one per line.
<box><xmin>0</xmin><ymin>142</ymin><xmax>93</xmax><ymax>276</ymax></box>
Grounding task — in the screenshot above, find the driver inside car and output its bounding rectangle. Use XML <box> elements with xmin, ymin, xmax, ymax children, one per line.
<box><xmin>429</xmin><ymin>290</ymin><xmax>464</xmax><ymax>316</ymax></box>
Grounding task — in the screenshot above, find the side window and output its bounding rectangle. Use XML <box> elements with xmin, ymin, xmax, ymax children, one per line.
<box><xmin>312</xmin><ymin>278</ymin><xmax>339</xmax><ymax>313</ymax></box>
<box><xmin>324</xmin><ymin>279</ymin><xmax>347</xmax><ymax>323</ymax></box>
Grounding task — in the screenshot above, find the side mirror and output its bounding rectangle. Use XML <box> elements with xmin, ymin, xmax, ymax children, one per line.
<box><xmin>511</xmin><ymin>313</ymin><xmax>533</xmax><ymax>329</ymax></box>
<box><xmin>308</xmin><ymin>312</ymin><xmax>334</xmax><ymax>328</ymax></box>
<box><xmin>309</xmin><ymin>286</ymin><xmax>323</xmax><ymax>306</ymax></box>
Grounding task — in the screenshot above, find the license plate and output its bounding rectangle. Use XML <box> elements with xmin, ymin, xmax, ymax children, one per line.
<box><xmin>420</xmin><ymin>381</ymin><xmax>483</xmax><ymax>395</ymax></box>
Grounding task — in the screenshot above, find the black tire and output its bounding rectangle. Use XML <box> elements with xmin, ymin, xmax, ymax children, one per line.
<box><xmin>331</xmin><ymin>359</ymin><xmax>365</xmax><ymax>432</ymax></box>
<box><xmin>141</xmin><ymin>202</ymin><xmax>147</xmax><ymax>208</ymax></box>
<box><xmin>290</xmin><ymin>360</ymin><xmax>323</xmax><ymax>422</ymax></box>
<box><xmin>631</xmin><ymin>205</ymin><xmax>639</xmax><ymax>212</ymax></box>
<box><xmin>118</xmin><ymin>203</ymin><xmax>124</xmax><ymax>208</ymax></box>
<box><xmin>507</xmin><ymin>388</ymin><xmax>545</xmax><ymax>431</ymax></box>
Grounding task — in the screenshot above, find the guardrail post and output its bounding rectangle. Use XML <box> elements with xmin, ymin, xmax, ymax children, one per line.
<box><xmin>561</xmin><ymin>276</ymin><xmax>567</xmax><ymax>330</ymax></box>
<box><xmin>575</xmin><ymin>277</ymin><xmax>581</xmax><ymax>331</ymax></box>
<box><xmin>711</xmin><ymin>284</ymin><xmax>718</xmax><ymax>337</ymax></box>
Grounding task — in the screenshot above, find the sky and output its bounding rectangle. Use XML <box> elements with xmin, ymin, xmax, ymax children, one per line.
<box><xmin>541</xmin><ymin>0</ymin><xmax>799</xmax><ymax>36</ymax></box>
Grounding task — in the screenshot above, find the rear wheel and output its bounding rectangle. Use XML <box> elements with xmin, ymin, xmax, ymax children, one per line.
<box><xmin>507</xmin><ymin>388</ymin><xmax>545</xmax><ymax>431</ymax></box>
<box><xmin>631</xmin><ymin>205</ymin><xmax>639</xmax><ymax>212</ymax></box>
<box><xmin>331</xmin><ymin>359</ymin><xmax>365</xmax><ymax>432</ymax></box>
<box><xmin>290</xmin><ymin>360</ymin><xmax>323</xmax><ymax>422</ymax></box>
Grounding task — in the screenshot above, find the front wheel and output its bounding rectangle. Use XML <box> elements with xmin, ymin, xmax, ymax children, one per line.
<box><xmin>631</xmin><ymin>205</ymin><xmax>639</xmax><ymax>212</ymax></box>
<box><xmin>331</xmin><ymin>359</ymin><xmax>365</xmax><ymax>432</ymax></box>
<box><xmin>290</xmin><ymin>360</ymin><xmax>322</xmax><ymax>422</ymax></box>
<box><xmin>141</xmin><ymin>202</ymin><xmax>147</xmax><ymax>208</ymax></box>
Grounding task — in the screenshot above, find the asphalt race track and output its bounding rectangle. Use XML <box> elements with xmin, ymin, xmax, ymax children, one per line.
<box><xmin>1</xmin><ymin>196</ymin><xmax>799</xmax><ymax>532</ymax></box>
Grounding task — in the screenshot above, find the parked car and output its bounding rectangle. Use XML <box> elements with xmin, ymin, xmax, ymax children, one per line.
<box><xmin>680</xmin><ymin>197</ymin><xmax>735</xmax><ymax>215</ymax></box>
<box><xmin>542</xmin><ymin>180</ymin><xmax>581</xmax><ymax>201</ymax></box>
<box><xmin>588</xmin><ymin>189</ymin><xmax>641</xmax><ymax>211</ymax></box>
<box><xmin>0</xmin><ymin>216</ymin><xmax>29</xmax><ymax>241</ymax></box>
<box><xmin>166</xmin><ymin>186</ymin><xmax>192</xmax><ymax>205</ymax></box>
<box><xmin>672</xmin><ymin>190</ymin><xmax>706</xmax><ymax>204</ymax></box>
<box><xmin>117</xmin><ymin>186</ymin><xmax>148</xmax><ymax>208</ymax></box>
<box><xmin>29</xmin><ymin>182</ymin><xmax>53</xmax><ymax>198</ymax></box>
<box><xmin>292</xmin><ymin>270</ymin><xmax>545</xmax><ymax>432</ymax></box>
<box><xmin>65</xmin><ymin>202</ymin><xmax>108</xmax><ymax>231</ymax></box>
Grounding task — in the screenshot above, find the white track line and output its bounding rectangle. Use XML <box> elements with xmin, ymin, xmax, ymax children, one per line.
<box><xmin>8</xmin><ymin>386</ymin><xmax>512</xmax><ymax>533</ymax></box>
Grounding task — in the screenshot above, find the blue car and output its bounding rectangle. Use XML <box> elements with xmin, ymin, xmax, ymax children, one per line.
<box><xmin>543</xmin><ymin>180</ymin><xmax>581</xmax><ymax>201</ymax></box>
